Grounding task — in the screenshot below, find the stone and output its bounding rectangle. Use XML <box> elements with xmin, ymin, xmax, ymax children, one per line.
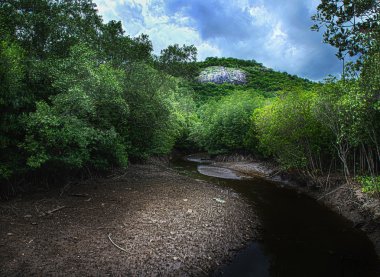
<box><xmin>213</xmin><ymin>198</ymin><xmax>226</xmax><ymax>204</ymax></box>
<box><xmin>197</xmin><ymin>66</ymin><xmax>247</xmax><ymax>85</ymax></box>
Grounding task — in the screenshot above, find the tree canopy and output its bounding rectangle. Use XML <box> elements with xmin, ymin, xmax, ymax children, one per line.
<box><xmin>312</xmin><ymin>0</ymin><xmax>380</xmax><ymax>61</ymax></box>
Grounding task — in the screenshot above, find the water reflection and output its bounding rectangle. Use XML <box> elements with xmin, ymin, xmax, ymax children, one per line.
<box><xmin>172</xmin><ymin>155</ymin><xmax>380</xmax><ymax>277</ymax></box>
<box><xmin>197</xmin><ymin>165</ymin><xmax>247</xmax><ymax>180</ymax></box>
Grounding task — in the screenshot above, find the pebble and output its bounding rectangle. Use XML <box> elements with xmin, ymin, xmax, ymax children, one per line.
<box><xmin>213</xmin><ymin>198</ymin><xmax>226</xmax><ymax>204</ymax></box>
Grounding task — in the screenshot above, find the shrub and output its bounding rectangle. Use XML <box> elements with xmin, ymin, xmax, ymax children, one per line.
<box><xmin>23</xmin><ymin>44</ymin><xmax>129</xmax><ymax>170</ymax></box>
<box><xmin>254</xmin><ymin>90</ymin><xmax>332</xmax><ymax>170</ymax></box>
<box><xmin>357</xmin><ymin>176</ymin><xmax>380</xmax><ymax>194</ymax></box>
<box><xmin>192</xmin><ymin>90</ymin><xmax>264</xmax><ymax>154</ymax></box>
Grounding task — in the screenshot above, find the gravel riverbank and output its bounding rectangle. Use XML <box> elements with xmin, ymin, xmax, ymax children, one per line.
<box><xmin>0</xmin><ymin>163</ymin><xmax>258</xmax><ymax>276</ymax></box>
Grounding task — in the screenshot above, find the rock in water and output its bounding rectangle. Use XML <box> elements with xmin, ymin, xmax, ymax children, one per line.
<box><xmin>197</xmin><ymin>66</ymin><xmax>247</xmax><ymax>85</ymax></box>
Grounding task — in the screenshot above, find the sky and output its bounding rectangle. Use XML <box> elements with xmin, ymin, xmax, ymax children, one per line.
<box><xmin>93</xmin><ymin>0</ymin><xmax>343</xmax><ymax>80</ymax></box>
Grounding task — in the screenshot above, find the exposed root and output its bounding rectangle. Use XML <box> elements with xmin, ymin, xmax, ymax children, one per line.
<box><xmin>318</xmin><ymin>186</ymin><xmax>346</xmax><ymax>200</ymax></box>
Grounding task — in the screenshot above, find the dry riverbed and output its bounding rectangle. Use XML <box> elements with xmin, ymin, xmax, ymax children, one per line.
<box><xmin>0</xmin><ymin>163</ymin><xmax>257</xmax><ymax>276</ymax></box>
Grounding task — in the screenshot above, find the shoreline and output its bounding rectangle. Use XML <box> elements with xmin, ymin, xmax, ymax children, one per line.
<box><xmin>211</xmin><ymin>155</ymin><xmax>380</xmax><ymax>260</ymax></box>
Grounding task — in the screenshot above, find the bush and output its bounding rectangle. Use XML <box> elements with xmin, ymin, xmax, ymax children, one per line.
<box><xmin>23</xmin><ymin>44</ymin><xmax>129</xmax><ymax>170</ymax></box>
<box><xmin>357</xmin><ymin>176</ymin><xmax>380</xmax><ymax>194</ymax></box>
<box><xmin>254</xmin><ymin>90</ymin><xmax>332</xmax><ymax>170</ymax></box>
<box><xmin>192</xmin><ymin>90</ymin><xmax>264</xmax><ymax>154</ymax></box>
<box><xmin>124</xmin><ymin>63</ymin><xmax>197</xmax><ymax>159</ymax></box>
<box><xmin>0</xmin><ymin>40</ymin><xmax>27</xmax><ymax>179</ymax></box>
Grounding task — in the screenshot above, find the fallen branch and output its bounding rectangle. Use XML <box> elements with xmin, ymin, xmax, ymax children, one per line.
<box><xmin>318</xmin><ymin>186</ymin><xmax>345</xmax><ymax>200</ymax></box>
<box><xmin>70</xmin><ymin>194</ymin><xmax>89</xmax><ymax>198</ymax></box>
<box><xmin>97</xmin><ymin>226</ymin><xmax>117</xmax><ymax>229</ymax></box>
<box><xmin>268</xmin><ymin>170</ymin><xmax>281</xmax><ymax>178</ymax></box>
<box><xmin>60</xmin><ymin>182</ymin><xmax>74</xmax><ymax>197</ymax></box>
<box><xmin>112</xmin><ymin>172</ymin><xmax>128</xmax><ymax>180</ymax></box>
<box><xmin>108</xmin><ymin>233</ymin><xmax>128</xmax><ymax>253</ymax></box>
<box><xmin>40</xmin><ymin>206</ymin><xmax>66</xmax><ymax>216</ymax></box>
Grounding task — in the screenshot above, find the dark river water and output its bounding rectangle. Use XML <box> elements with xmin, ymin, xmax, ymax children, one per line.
<box><xmin>171</xmin><ymin>156</ymin><xmax>380</xmax><ymax>277</ymax></box>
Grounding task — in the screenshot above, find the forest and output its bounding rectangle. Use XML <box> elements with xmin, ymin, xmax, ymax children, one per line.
<box><xmin>0</xmin><ymin>0</ymin><xmax>379</xmax><ymax>196</ymax></box>
<box><xmin>2</xmin><ymin>0</ymin><xmax>380</xmax><ymax>275</ymax></box>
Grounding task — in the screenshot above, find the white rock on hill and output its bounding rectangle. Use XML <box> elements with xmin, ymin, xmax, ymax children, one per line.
<box><xmin>197</xmin><ymin>66</ymin><xmax>247</xmax><ymax>85</ymax></box>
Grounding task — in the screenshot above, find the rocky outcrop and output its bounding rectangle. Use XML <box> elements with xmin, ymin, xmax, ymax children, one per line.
<box><xmin>198</xmin><ymin>66</ymin><xmax>247</xmax><ymax>85</ymax></box>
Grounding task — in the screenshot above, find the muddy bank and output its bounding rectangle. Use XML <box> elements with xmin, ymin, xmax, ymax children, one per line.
<box><xmin>211</xmin><ymin>155</ymin><xmax>380</xmax><ymax>260</ymax></box>
<box><xmin>0</xmin><ymin>163</ymin><xmax>257</xmax><ymax>276</ymax></box>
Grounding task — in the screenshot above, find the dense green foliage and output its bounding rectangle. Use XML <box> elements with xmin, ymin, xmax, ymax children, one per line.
<box><xmin>156</xmin><ymin>44</ymin><xmax>198</xmax><ymax>79</ymax></box>
<box><xmin>192</xmin><ymin>90</ymin><xmax>265</xmax><ymax>154</ymax></box>
<box><xmin>2</xmin><ymin>0</ymin><xmax>379</xmax><ymax>197</ymax></box>
<box><xmin>254</xmin><ymin>90</ymin><xmax>332</xmax><ymax>170</ymax></box>
<box><xmin>23</xmin><ymin>44</ymin><xmax>129</xmax><ymax>170</ymax></box>
<box><xmin>0</xmin><ymin>0</ymin><xmax>197</xmax><ymax>184</ymax></box>
<box><xmin>124</xmin><ymin>63</ymin><xmax>195</xmax><ymax>159</ymax></box>
<box><xmin>0</xmin><ymin>40</ymin><xmax>27</xmax><ymax>178</ymax></box>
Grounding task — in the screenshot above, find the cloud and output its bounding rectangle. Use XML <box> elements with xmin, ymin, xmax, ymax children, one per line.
<box><xmin>95</xmin><ymin>0</ymin><xmax>222</xmax><ymax>59</ymax></box>
<box><xmin>93</xmin><ymin>0</ymin><xmax>342</xmax><ymax>80</ymax></box>
<box><xmin>165</xmin><ymin>0</ymin><xmax>254</xmax><ymax>40</ymax></box>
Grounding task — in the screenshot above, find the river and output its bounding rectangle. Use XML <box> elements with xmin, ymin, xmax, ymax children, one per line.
<box><xmin>171</xmin><ymin>155</ymin><xmax>380</xmax><ymax>277</ymax></box>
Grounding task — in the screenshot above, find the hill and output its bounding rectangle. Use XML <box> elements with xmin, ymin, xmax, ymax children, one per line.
<box><xmin>191</xmin><ymin>57</ymin><xmax>316</xmax><ymax>102</ymax></box>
